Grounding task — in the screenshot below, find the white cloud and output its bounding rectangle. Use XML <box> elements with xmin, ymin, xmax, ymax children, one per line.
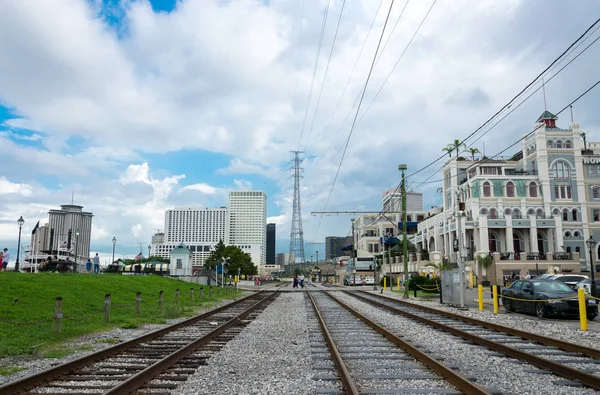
<box><xmin>1</xmin><ymin>0</ymin><xmax>600</xmax><ymax>252</ymax></box>
<box><xmin>267</xmin><ymin>214</ymin><xmax>286</xmax><ymax>226</ymax></box>
<box><xmin>131</xmin><ymin>224</ymin><xmax>142</xmax><ymax>238</ymax></box>
<box><xmin>0</xmin><ymin>130</ymin><xmax>42</xmax><ymax>141</ymax></box>
<box><xmin>0</xmin><ymin>176</ymin><xmax>33</xmax><ymax>196</ymax></box>
<box><xmin>180</xmin><ymin>183</ymin><xmax>218</xmax><ymax>194</ymax></box>
<box><xmin>233</xmin><ymin>180</ymin><xmax>253</xmax><ymax>190</ymax></box>
<box><xmin>91</xmin><ymin>224</ymin><xmax>109</xmax><ymax>241</ymax></box>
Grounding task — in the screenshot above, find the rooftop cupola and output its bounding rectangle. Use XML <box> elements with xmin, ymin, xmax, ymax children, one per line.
<box><xmin>536</xmin><ymin>110</ymin><xmax>558</xmax><ymax>127</ymax></box>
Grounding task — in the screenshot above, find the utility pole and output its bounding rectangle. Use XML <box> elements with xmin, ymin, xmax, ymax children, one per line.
<box><xmin>399</xmin><ymin>164</ymin><xmax>409</xmax><ymax>298</ymax></box>
<box><xmin>455</xmin><ymin>190</ymin><xmax>466</xmax><ymax>308</ymax></box>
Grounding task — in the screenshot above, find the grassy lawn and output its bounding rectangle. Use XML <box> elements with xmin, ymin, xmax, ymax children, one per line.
<box><xmin>0</xmin><ymin>273</ymin><xmax>241</xmax><ymax>357</ymax></box>
<box><xmin>391</xmin><ymin>288</ymin><xmax>440</xmax><ymax>299</ymax></box>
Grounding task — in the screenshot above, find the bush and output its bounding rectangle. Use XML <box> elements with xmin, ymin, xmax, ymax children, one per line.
<box><xmin>408</xmin><ymin>275</ymin><xmax>440</xmax><ymax>294</ymax></box>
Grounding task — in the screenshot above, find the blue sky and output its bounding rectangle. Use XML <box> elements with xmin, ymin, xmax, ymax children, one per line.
<box><xmin>1</xmin><ymin>0</ymin><xmax>600</xmax><ymax>265</ymax></box>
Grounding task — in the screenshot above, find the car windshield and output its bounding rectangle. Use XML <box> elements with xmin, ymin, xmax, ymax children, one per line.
<box><xmin>532</xmin><ymin>281</ymin><xmax>574</xmax><ymax>293</ymax></box>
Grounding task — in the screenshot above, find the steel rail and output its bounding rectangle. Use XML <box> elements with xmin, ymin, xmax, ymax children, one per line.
<box><xmin>106</xmin><ymin>291</ymin><xmax>280</xmax><ymax>394</ymax></box>
<box><xmin>0</xmin><ymin>291</ymin><xmax>270</xmax><ymax>395</ymax></box>
<box><xmin>348</xmin><ymin>291</ymin><xmax>600</xmax><ymax>391</ymax></box>
<box><xmin>323</xmin><ymin>291</ymin><xmax>491</xmax><ymax>395</ymax></box>
<box><xmin>361</xmin><ymin>291</ymin><xmax>600</xmax><ymax>359</ymax></box>
<box><xmin>306</xmin><ymin>292</ymin><xmax>359</xmax><ymax>395</ymax></box>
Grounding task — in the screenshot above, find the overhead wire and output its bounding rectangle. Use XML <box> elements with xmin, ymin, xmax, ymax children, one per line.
<box><xmin>406</xmin><ymin>16</ymin><xmax>600</xmax><ymax>180</ymax></box>
<box><xmin>313</xmin><ymin>0</ymin><xmax>397</xmax><ymax>242</ymax></box>
<box><xmin>303</xmin><ymin>0</ymin><xmax>347</xmax><ymax>152</ymax></box>
<box><xmin>297</xmin><ymin>0</ymin><xmax>332</xmax><ymax>150</ymax></box>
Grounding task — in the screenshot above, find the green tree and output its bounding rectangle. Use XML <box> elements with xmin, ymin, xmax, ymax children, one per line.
<box><xmin>203</xmin><ymin>240</ymin><xmax>258</xmax><ymax>276</ymax></box>
<box><xmin>448</xmin><ymin>139</ymin><xmax>466</xmax><ymax>157</ymax></box>
<box><xmin>467</xmin><ymin>147</ymin><xmax>481</xmax><ymax>160</ymax></box>
<box><xmin>581</xmin><ymin>131</ymin><xmax>588</xmax><ymax>151</ymax></box>
<box><xmin>442</xmin><ymin>144</ymin><xmax>454</xmax><ymax>157</ymax></box>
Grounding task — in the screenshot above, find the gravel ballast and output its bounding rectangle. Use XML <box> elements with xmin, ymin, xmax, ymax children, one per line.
<box><xmin>378</xmin><ymin>290</ymin><xmax>600</xmax><ymax>349</ymax></box>
<box><xmin>173</xmin><ymin>292</ymin><xmax>314</xmax><ymax>395</ymax></box>
<box><xmin>335</xmin><ymin>291</ymin><xmax>600</xmax><ymax>395</ymax></box>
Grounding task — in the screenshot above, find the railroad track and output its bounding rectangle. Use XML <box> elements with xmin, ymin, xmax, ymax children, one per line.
<box><xmin>305</xmin><ymin>291</ymin><xmax>490</xmax><ymax>395</ymax></box>
<box><xmin>347</xmin><ymin>290</ymin><xmax>600</xmax><ymax>391</ymax></box>
<box><xmin>0</xmin><ymin>291</ymin><xmax>280</xmax><ymax>395</ymax></box>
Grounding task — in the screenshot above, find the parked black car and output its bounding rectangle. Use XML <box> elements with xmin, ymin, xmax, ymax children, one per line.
<box><xmin>501</xmin><ymin>279</ymin><xmax>598</xmax><ymax>320</ymax></box>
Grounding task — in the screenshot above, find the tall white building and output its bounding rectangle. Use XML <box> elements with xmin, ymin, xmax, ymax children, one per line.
<box><xmin>154</xmin><ymin>207</ymin><xmax>229</xmax><ymax>267</ymax></box>
<box><xmin>47</xmin><ymin>204</ymin><xmax>94</xmax><ymax>259</ymax></box>
<box><xmin>229</xmin><ymin>191</ymin><xmax>267</xmax><ymax>266</ymax></box>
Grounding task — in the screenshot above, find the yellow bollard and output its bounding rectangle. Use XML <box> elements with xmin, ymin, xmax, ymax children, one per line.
<box><xmin>478</xmin><ymin>285</ymin><xmax>484</xmax><ymax>311</ymax></box>
<box><xmin>397</xmin><ymin>277</ymin><xmax>400</xmax><ymax>291</ymax></box>
<box><xmin>384</xmin><ymin>277</ymin><xmax>387</xmax><ymax>292</ymax></box>
<box><xmin>578</xmin><ymin>287</ymin><xmax>588</xmax><ymax>331</ymax></box>
<box><xmin>492</xmin><ymin>285</ymin><xmax>499</xmax><ymax>314</ymax></box>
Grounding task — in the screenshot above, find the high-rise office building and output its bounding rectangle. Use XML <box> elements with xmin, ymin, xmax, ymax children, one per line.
<box><xmin>229</xmin><ymin>191</ymin><xmax>267</xmax><ymax>266</ymax></box>
<box><xmin>47</xmin><ymin>204</ymin><xmax>94</xmax><ymax>259</ymax></box>
<box><xmin>155</xmin><ymin>207</ymin><xmax>229</xmax><ymax>266</ymax></box>
<box><xmin>266</xmin><ymin>223</ymin><xmax>276</xmax><ymax>265</ymax></box>
<box><xmin>325</xmin><ymin>236</ymin><xmax>353</xmax><ymax>260</ymax></box>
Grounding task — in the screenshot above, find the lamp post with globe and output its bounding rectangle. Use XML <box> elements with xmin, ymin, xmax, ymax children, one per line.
<box><xmin>15</xmin><ymin>216</ymin><xmax>25</xmax><ymax>272</ymax></box>
<box><xmin>112</xmin><ymin>237</ymin><xmax>117</xmax><ymax>264</ymax></box>
<box><xmin>587</xmin><ymin>236</ymin><xmax>596</xmax><ymax>297</ymax></box>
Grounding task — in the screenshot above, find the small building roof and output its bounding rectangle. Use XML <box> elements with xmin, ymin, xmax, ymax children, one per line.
<box><xmin>170</xmin><ymin>243</ymin><xmax>191</xmax><ymax>255</ymax></box>
<box><xmin>536</xmin><ymin>110</ymin><xmax>558</xmax><ymax>122</ymax></box>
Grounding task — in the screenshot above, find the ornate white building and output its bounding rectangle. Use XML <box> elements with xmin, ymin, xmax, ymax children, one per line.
<box><xmin>412</xmin><ymin>111</ymin><xmax>596</xmax><ymax>283</ymax></box>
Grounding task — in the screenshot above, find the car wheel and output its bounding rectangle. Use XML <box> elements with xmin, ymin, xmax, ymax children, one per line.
<box><xmin>504</xmin><ymin>299</ymin><xmax>513</xmax><ymax>312</ymax></box>
<box><xmin>535</xmin><ymin>302</ymin><xmax>547</xmax><ymax>318</ymax></box>
<box><xmin>588</xmin><ymin>313</ymin><xmax>597</xmax><ymax>321</ymax></box>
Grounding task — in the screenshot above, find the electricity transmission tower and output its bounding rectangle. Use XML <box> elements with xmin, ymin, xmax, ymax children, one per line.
<box><xmin>288</xmin><ymin>151</ymin><xmax>306</xmax><ymax>265</ymax></box>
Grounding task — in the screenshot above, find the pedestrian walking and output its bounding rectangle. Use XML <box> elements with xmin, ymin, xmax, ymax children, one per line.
<box><xmin>93</xmin><ymin>253</ymin><xmax>100</xmax><ymax>274</ymax></box>
<box><xmin>299</xmin><ymin>274</ymin><xmax>305</xmax><ymax>289</ymax></box>
<box><xmin>293</xmin><ymin>274</ymin><xmax>298</xmax><ymax>288</ymax></box>
<box><xmin>2</xmin><ymin>248</ymin><xmax>10</xmax><ymax>272</ymax></box>
<box><xmin>307</xmin><ymin>276</ymin><xmax>312</xmax><ymax>287</ymax></box>
<box><xmin>85</xmin><ymin>258</ymin><xmax>92</xmax><ymax>273</ymax></box>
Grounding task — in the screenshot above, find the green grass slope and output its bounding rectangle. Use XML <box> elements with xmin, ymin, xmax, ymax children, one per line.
<box><xmin>0</xmin><ymin>273</ymin><xmax>236</xmax><ymax>356</ymax></box>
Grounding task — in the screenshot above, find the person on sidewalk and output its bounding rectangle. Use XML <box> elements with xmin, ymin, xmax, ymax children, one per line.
<box><xmin>93</xmin><ymin>253</ymin><xmax>100</xmax><ymax>274</ymax></box>
<box><xmin>2</xmin><ymin>248</ymin><xmax>10</xmax><ymax>272</ymax></box>
<box><xmin>85</xmin><ymin>258</ymin><xmax>92</xmax><ymax>273</ymax></box>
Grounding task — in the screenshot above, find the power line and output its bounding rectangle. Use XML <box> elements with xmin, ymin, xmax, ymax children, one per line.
<box><xmin>354</xmin><ymin>0</ymin><xmax>437</xmax><ymax>130</ymax></box>
<box><xmin>407</xmin><ymin>16</ymin><xmax>600</xmax><ymax>180</ymax></box>
<box><xmin>410</xmin><ymin>30</ymin><xmax>600</xmax><ymax>189</ymax></box>
<box><xmin>297</xmin><ymin>0</ymin><xmax>332</xmax><ymax>150</ymax></box>
<box><xmin>305</xmin><ymin>0</ymin><xmax>384</xmax><ymax>165</ymax></box>
<box><xmin>413</xmin><ymin>78</ymin><xmax>600</xmax><ymax>189</ymax></box>
<box><xmin>303</xmin><ymin>0</ymin><xmax>347</xmax><ymax>152</ymax></box>
<box><xmin>314</xmin><ymin>0</ymin><xmax>397</xmax><ymax>241</ymax></box>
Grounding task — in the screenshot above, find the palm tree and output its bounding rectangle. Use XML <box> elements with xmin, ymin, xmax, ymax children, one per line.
<box><xmin>451</xmin><ymin>139</ymin><xmax>466</xmax><ymax>157</ymax></box>
<box><xmin>442</xmin><ymin>144</ymin><xmax>454</xmax><ymax>158</ymax></box>
<box><xmin>467</xmin><ymin>147</ymin><xmax>481</xmax><ymax>160</ymax></box>
<box><xmin>581</xmin><ymin>131</ymin><xmax>588</xmax><ymax>151</ymax></box>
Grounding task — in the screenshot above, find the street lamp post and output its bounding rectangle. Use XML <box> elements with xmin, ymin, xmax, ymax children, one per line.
<box><xmin>112</xmin><ymin>237</ymin><xmax>117</xmax><ymax>263</ymax></box>
<box><xmin>316</xmin><ymin>251</ymin><xmax>319</xmax><ymax>265</ymax></box>
<box><xmin>148</xmin><ymin>244</ymin><xmax>151</xmax><ymax>259</ymax></box>
<box><xmin>399</xmin><ymin>164</ymin><xmax>409</xmax><ymax>298</ymax></box>
<box><xmin>73</xmin><ymin>230</ymin><xmax>79</xmax><ymax>273</ymax></box>
<box><xmin>587</xmin><ymin>236</ymin><xmax>596</xmax><ymax>297</ymax></box>
<box><xmin>15</xmin><ymin>216</ymin><xmax>25</xmax><ymax>272</ymax></box>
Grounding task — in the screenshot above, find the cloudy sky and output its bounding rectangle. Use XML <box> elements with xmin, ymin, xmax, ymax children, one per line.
<box><xmin>1</xmin><ymin>0</ymin><xmax>600</xmax><ymax>264</ymax></box>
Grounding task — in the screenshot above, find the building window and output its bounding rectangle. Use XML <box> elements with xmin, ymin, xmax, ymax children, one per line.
<box><xmin>563</xmin><ymin>210</ymin><xmax>569</xmax><ymax>221</ymax></box>
<box><xmin>555</xmin><ymin>184</ymin><xmax>572</xmax><ymax>199</ymax></box>
<box><xmin>489</xmin><ymin>208</ymin><xmax>498</xmax><ymax>219</ymax></box>
<box><xmin>593</xmin><ymin>209</ymin><xmax>600</xmax><ymax>222</ymax></box>
<box><xmin>483</xmin><ymin>182</ymin><xmax>491</xmax><ymax>197</ymax></box>
<box><xmin>574</xmin><ymin>231</ymin><xmax>581</xmax><ymax>237</ymax></box>
<box><xmin>529</xmin><ymin>182</ymin><xmax>538</xmax><ymax>197</ymax></box>
<box><xmin>556</xmin><ymin>140</ymin><xmax>563</xmax><ymax>149</ymax></box>
<box><xmin>512</xmin><ymin>208</ymin><xmax>521</xmax><ymax>219</ymax></box>
<box><xmin>176</xmin><ymin>259</ymin><xmax>182</xmax><ymax>269</ymax></box>
<box><xmin>572</xmin><ymin>209</ymin><xmax>578</xmax><ymax>222</ymax></box>
<box><xmin>565</xmin><ymin>140</ymin><xmax>572</xmax><ymax>148</ymax></box>
<box><xmin>565</xmin><ymin>231</ymin><xmax>571</xmax><ymax>238</ymax></box>
<box><xmin>504</xmin><ymin>208</ymin><xmax>512</xmax><ymax>217</ymax></box>
<box><xmin>593</xmin><ymin>186</ymin><xmax>600</xmax><ymax>199</ymax></box>
<box><xmin>506</xmin><ymin>182</ymin><xmax>515</xmax><ymax>197</ymax></box>
<box><xmin>536</xmin><ymin>209</ymin><xmax>544</xmax><ymax>218</ymax></box>
<box><xmin>480</xmin><ymin>208</ymin><xmax>488</xmax><ymax>216</ymax></box>
<box><xmin>551</xmin><ymin>161</ymin><xmax>571</xmax><ymax>178</ymax></box>
<box><xmin>547</xmin><ymin>140</ymin><xmax>554</xmax><ymax>148</ymax></box>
